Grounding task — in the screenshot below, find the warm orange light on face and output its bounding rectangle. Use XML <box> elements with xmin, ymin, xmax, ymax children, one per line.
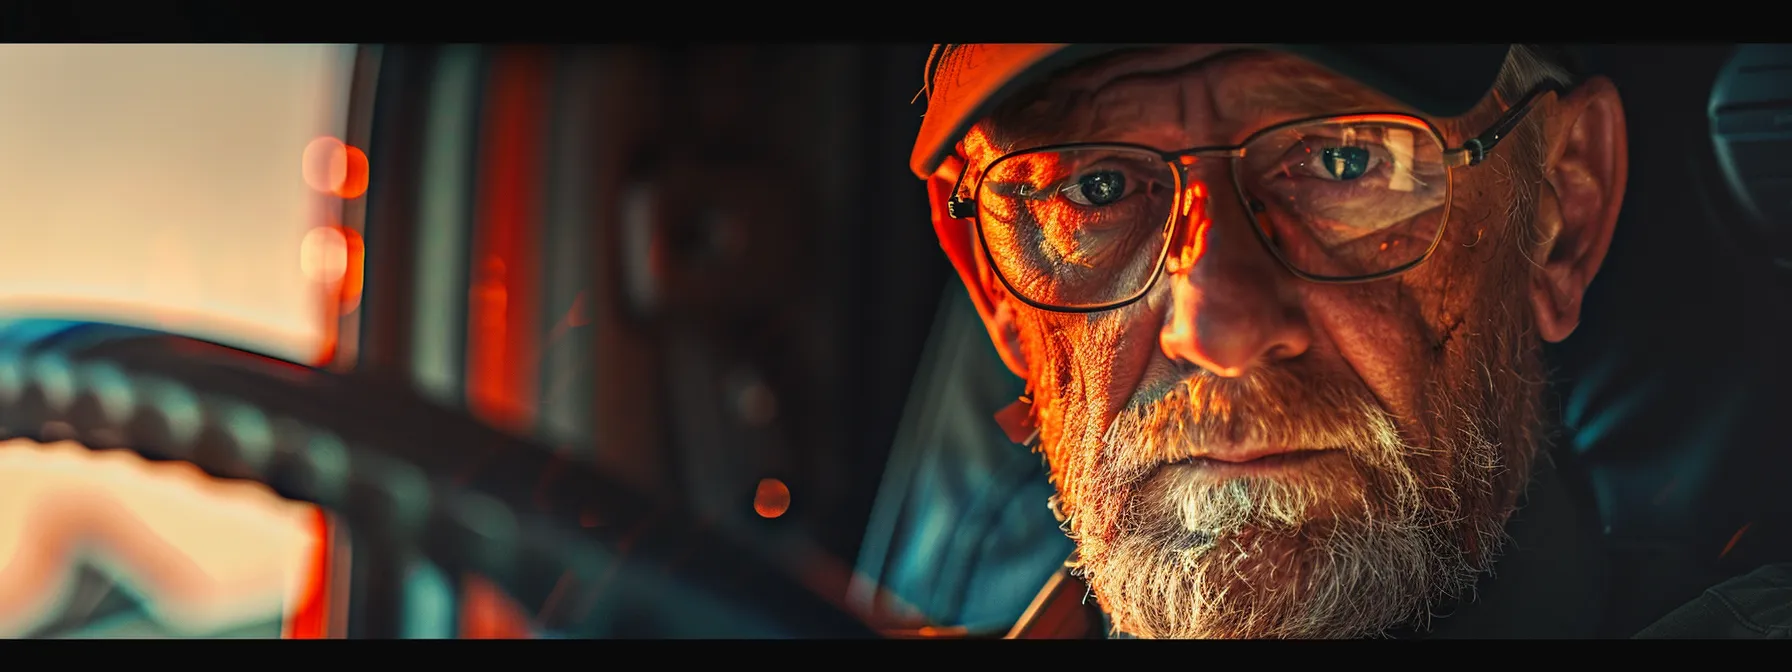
<box><xmin>1168</xmin><ymin>181</ymin><xmax>1212</xmax><ymax>274</ymax></box>
<box><xmin>300</xmin><ymin>137</ymin><xmax>370</xmax><ymax>199</ymax></box>
<box><xmin>754</xmin><ymin>478</ymin><xmax>791</xmax><ymax>519</ymax></box>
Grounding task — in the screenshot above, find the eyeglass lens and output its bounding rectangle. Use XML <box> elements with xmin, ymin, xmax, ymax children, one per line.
<box><xmin>975</xmin><ymin>116</ymin><xmax>1451</xmax><ymax>309</ymax></box>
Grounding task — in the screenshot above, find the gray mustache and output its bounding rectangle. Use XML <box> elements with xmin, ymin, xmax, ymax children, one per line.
<box><xmin>1102</xmin><ymin>366</ymin><xmax>1406</xmax><ymax>482</ymax></box>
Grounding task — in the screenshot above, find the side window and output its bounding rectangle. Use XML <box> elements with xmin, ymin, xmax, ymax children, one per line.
<box><xmin>395</xmin><ymin>46</ymin><xmax>597</xmax><ymax>459</ymax></box>
<box><xmin>534</xmin><ymin>49</ymin><xmax>600</xmax><ymax>453</ymax></box>
<box><xmin>408</xmin><ymin>46</ymin><xmax>484</xmax><ymax>409</ymax></box>
<box><xmin>349</xmin><ymin>45</ymin><xmax>584</xmax><ymax>639</ymax></box>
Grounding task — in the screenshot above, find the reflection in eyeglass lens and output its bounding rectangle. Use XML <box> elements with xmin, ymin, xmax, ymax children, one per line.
<box><xmin>1245</xmin><ymin>119</ymin><xmax>1448</xmax><ymax>278</ymax></box>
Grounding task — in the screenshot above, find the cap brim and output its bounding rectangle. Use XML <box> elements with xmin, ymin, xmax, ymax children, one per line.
<box><xmin>911</xmin><ymin>43</ymin><xmax>1513</xmax><ymax>179</ymax></box>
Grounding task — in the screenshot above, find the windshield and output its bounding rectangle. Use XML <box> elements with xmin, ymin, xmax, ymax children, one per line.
<box><xmin>0</xmin><ymin>43</ymin><xmax>358</xmax><ymax>638</ymax></box>
<box><xmin>0</xmin><ymin>44</ymin><xmax>357</xmax><ymax>362</ymax></box>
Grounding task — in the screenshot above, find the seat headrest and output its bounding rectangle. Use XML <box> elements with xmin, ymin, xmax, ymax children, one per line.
<box><xmin>1708</xmin><ymin>44</ymin><xmax>1792</xmax><ymax>273</ymax></box>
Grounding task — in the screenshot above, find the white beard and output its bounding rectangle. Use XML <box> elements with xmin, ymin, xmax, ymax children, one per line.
<box><xmin>1053</xmin><ymin>372</ymin><xmax>1508</xmax><ymax>639</ymax></box>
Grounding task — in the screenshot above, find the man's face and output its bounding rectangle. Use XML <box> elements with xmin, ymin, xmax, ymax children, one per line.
<box><xmin>939</xmin><ymin>47</ymin><xmax>1624</xmax><ymax>638</ymax></box>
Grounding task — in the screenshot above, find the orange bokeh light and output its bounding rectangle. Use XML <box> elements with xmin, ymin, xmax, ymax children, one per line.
<box><xmin>461</xmin><ymin>575</ymin><xmax>533</xmax><ymax>639</ymax></box>
<box><xmin>301</xmin><ymin>136</ymin><xmax>370</xmax><ymax>199</ymax></box>
<box><xmin>300</xmin><ymin>226</ymin><xmax>348</xmax><ymax>284</ymax></box>
<box><xmin>754</xmin><ymin>478</ymin><xmax>791</xmax><ymax>519</ymax></box>
<box><xmin>299</xmin><ymin>225</ymin><xmax>365</xmax><ymax>312</ymax></box>
<box><xmin>283</xmin><ymin>508</ymin><xmax>335</xmax><ymax>639</ymax></box>
<box><xmin>338</xmin><ymin>226</ymin><xmax>366</xmax><ymax>311</ymax></box>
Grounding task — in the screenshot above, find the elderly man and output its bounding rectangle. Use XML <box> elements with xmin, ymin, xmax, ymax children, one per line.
<box><xmin>899</xmin><ymin>43</ymin><xmax>1788</xmax><ymax>639</ymax></box>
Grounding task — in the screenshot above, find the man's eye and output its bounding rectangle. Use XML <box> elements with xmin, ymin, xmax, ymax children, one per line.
<box><xmin>1063</xmin><ymin>170</ymin><xmax>1126</xmax><ymax>206</ymax></box>
<box><xmin>1317</xmin><ymin>146</ymin><xmax>1371</xmax><ymax>180</ymax></box>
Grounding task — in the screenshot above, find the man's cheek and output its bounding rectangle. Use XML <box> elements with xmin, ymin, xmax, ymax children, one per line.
<box><xmin>1047</xmin><ymin>309</ymin><xmax>1147</xmax><ymax>410</ymax></box>
<box><xmin>1023</xmin><ymin>323</ymin><xmax>1101</xmax><ymax>450</ymax></box>
<box><xmin>1303</xmin><ymin>287</ymin><xmax>1433</xmax><ymax>429</ymax></box>
<box><xmin>1101</xmin><ymin>313</ymin><xmax>1164</xmax><ymax>419</ymax></box>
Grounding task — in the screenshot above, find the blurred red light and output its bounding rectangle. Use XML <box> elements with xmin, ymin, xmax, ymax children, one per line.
<box><xmin>754</xmin><ymin>478</ymin><xmax>790</xmax><ymax>519</ymax></box>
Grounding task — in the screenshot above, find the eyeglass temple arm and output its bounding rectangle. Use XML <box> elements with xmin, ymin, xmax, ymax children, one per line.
<box><xmin>946</xmin><ymin>166</ymin><xmax>977</xmax><ymax>219</ymax></box>
<box><xmin>1445</xmin><ymin>82</ymin><xmax>1568</xmax><ymax>168</ymax></box>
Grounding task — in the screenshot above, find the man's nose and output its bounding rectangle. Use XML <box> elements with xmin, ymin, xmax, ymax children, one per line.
<box><xmin>1157</xmin><ymin>180</ymin><xmax>1312</xmax><ymax>377</ymax></box>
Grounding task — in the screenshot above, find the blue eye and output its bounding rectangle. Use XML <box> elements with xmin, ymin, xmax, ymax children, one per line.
<box><xmin>1319</xmin><ymin>147</ymin><xmax>1370</xmax><ymax>180</ymax></box>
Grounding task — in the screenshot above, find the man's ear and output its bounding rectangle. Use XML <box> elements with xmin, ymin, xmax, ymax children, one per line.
<box><xmin>928</xmin><ymin>155</ymin><xmax>1030</xmax><ymax>378</ymax></box>
<box><xmin>1530</xmin><ymin>75</ymin><xmax>1628</xmax><ymax>343</ymax></box>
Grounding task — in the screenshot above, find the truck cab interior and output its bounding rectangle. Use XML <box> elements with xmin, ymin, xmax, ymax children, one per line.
<box><xmin>0</xmin><ymin>43</ymin><xmax>1787</xmax><ymax>638</ymax></box>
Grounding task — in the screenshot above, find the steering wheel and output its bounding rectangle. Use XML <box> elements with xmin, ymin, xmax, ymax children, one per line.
<box><xmin>0</xmin><ymin>319</ymin><xmax>879</xmax><ymax>638</ymax></box>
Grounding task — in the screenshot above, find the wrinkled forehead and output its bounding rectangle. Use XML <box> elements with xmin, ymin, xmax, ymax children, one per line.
<box><xmin>968</xmin><ymin>46</ymin><xmax>1417</xmax><ymax>157</ymax></box>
